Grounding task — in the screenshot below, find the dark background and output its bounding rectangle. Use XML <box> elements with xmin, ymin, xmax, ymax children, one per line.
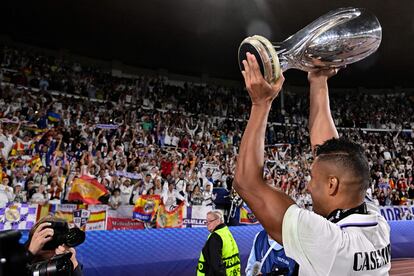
<box><xmin>2</xmin><ymin>0</ymin><xmax>414</xmax><ymax>88</ymax></box>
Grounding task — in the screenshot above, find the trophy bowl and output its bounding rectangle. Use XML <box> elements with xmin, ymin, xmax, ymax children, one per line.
<box><xmin>238</xmin><ymin>7</ymin><xmax>382</xmax><ymax>84</ymax></box>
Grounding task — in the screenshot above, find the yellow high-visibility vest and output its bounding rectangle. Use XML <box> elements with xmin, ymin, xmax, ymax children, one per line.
<box><xmin>197</xmin><ymin>226</ymin><xmax>240</xmax><ymax>276</ymax></box>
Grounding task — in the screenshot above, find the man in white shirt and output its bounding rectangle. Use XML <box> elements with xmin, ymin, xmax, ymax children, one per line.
<box><xmin>234</xmin><ymin>53</ymin><xmax>390</xmax><ymax>275</ymax></box>
<box><xmin>161</xmin><ymin>182</ymin><xmax>184</xmax><ymax>210</ymax></box>
<box><xmin>0</xmin><ymin>122</ymin><xmax>21</xmax><ymax>159</ymax></box>
<box><xmin>143</xmin><ymin>173</ymin><xmax>154</xmax><ymax>192</ymax></box>
<box><xmin>175</xmin><ymin>171</ymin><xmax>188</xmax><ymax>194</ymax></box>
<box><xmin>0</xmin><ymin>180</ymin><xmax>14</xmax><ymax>207</ymax></box>
<box><xmin>119</xmin><ymin>178</ymin><xmax>133</xmax><ymax>205</ymax></box>
<box><xmin>0</xmin><ymin>133</ymin><xmax>14</xmax><ymax>159</ymax></box>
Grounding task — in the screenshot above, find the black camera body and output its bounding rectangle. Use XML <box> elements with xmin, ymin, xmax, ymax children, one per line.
<box><xmin>43</xmin><ymin>221</ymin><xmax>86</xmax><ymax>250</ymax></box>
<box><xmin>0</xmin><ymin>223</ymin><xmax>85</xmax><ymax>276</ymax></box>
<box><xmin>0</xmin><ymin>220</ymin><xmax>85</xmax><ymax>276</ymax></box>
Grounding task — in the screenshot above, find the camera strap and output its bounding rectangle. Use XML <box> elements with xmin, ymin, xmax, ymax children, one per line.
<box><xmin>260</xmin><ymin>241</ymin><xmax>277</xmax><ymax>268</ymax></box>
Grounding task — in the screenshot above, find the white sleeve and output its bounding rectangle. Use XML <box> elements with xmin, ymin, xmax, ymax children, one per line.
<box><xmin>282</xmin><ymin>205</ymin><xmax>343</xmax><ymax>275</ymax></box>
<box><xmin>161</xmin><ymin>190</ymin><xmax>168</xmax><ymax>205</ymax></box>
<box><xmin>175</xmin><ymin>191</ymin><xmax>184</xmax><ymax>201</ymax></box>
<box><xmin>245</xmin><ymin>232</ymin><xmax>259</xmax><ymax>276</ymax></box>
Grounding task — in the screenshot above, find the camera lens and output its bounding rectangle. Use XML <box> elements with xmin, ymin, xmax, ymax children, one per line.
<box><xmin>29</xmin><ymin>252</ymin><xmax>73</xmax><ymax>276</ymax></box>
<box><xmin>65</xmin><ymin>228</ymin><xmax>86</xmax><ymax>247</ymax></box>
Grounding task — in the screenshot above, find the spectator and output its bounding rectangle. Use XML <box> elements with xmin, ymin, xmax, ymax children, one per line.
<box><xmin>13</xmin><ymin>183</ymin><xmax>27</xmax><ymax>203</ymax></box>
<box><xmin>162</xmin><ymin>182</ymin><xmax>184</xmax><ymax>210</ymax></box>
<box><xmin>0</xmin><ymin>178</ymin><xmax>14</xmax><ymax>206</ymax></box>
<box><xmin>30</xmin><ymin>184</ymin><xmax>47</xmax><ymax>204</ymax></box>
<box><xmin>197</xmin><ymin>210</ymin><xmax>240</xmax><ymax>275</ymax></box>
<box><xmin>191</xmin><ymin>185</ymin><xmax>204</xmax><ymax>206</ymax></box>
<box><xmin>109</xmin><ymin>188</ymin><xmax>122</xmax><ymax>210</ymax></box>
<box><xmin>119</xmin><ymin>178</ymin><xmax>133</xmax><ymax>205</ymax></box>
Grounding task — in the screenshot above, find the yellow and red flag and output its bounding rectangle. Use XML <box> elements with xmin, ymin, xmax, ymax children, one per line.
<box><xmin>10</xmin><ymin>141</ymin><xmax>24</xmax><ymax>156</ymax></box>
<box><xmin>156</xmin><ymin>202</ymin><xmax>184</xmax><ymax>228</ymax></box>
<box><xmin>27</xmin><ymin>155</ymin><xmax>43</xmax><ymax>171</ymax></box>
<box><xmin>133</xmin><ymin>195</ymin><xmax>161</xmax><ymax>222</ymax></box>
<box><xmin>68</xmin><ymin>175</ymin><xmax>108</xmax><ymax>204</ymax></box>
<box><xmin>239</xmin><ymin>203</ymin><xmax>259</xmax><ymax>225</ymax></box>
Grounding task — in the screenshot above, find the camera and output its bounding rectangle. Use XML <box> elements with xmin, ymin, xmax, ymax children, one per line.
<box><xmin>0</xmin><ymin>230</ymin><xmax>74</xmax><ymax>276</ymax></box>
<box><xmin>0</xmin><ymin>220</ymin><xmax>85</xmax><ymax>276</ymax></box>
<box><xmin>42</xmin><ymin>221</ymin><xmax>86</xmax><ymax>250</ymax></box>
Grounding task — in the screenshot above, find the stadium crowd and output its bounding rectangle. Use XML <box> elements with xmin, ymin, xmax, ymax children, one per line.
<box><xmin>0</xmin><ymin>44</ymin><xmax>414</xmax><ymax>212</ymax></box>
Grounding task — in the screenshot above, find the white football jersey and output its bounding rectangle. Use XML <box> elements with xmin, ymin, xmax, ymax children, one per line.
<box><xmin>282</xmin><ymin>203</ymin><xmax>391</xmax><ymax>275</ymax></box>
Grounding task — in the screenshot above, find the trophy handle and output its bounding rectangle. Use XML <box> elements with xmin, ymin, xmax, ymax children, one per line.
<box><xmin>238</xmin><ymin>35</ymin><xmax>281</xmax><ymax>85</ymax></box>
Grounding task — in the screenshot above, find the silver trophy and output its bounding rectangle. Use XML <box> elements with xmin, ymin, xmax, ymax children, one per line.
<box><xmin>238</xmin><ymin>7</ymin><xmax>382</xmax><ymax>84</ymax></box>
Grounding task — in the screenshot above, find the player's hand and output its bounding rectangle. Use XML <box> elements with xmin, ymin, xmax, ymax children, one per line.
<box><xmin>308</xmin><ymin>67</ymin><xmax>342</xmax><ymax>84</ymax></box>
<box><xmin>241</xmin><ymin>52</ymin><xmax>284</xmax><ymax>106</ymax></box>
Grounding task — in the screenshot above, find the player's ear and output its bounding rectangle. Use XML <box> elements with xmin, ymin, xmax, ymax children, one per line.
<box><xmin>328</xmin><ymin>176</ymin><xmax>339</xmax><ymax>196</ymax></box>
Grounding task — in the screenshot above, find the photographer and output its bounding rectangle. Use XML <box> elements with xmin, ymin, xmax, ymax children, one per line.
<box><xmin>26</xmin><ymin>216</ymin><xmax>83</xmax><ymax>276</ymax></box>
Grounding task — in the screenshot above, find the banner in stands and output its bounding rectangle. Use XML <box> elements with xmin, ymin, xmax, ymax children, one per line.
<box><xmin>107</xmin><ymin>205</ymin><xmax>144</xmax><ymax>230</ymax></box>
<box><xmin>156</xmin><ymin>203</ymin><xmax>184</xmax><ymax>228</ymax></box>
<box><xmin>380</xmin><ymin>206</ymin><xmax>414</xmax><ymax>221</ymax></box>
<box><xmin>36</xmin><ymin>204</ymin><xmax>58</xmax><ymax>220</ymax></box>
<box><xmin>37</xmin><ymin>204</ymin><xmax>107</xmax><ymax>231</ymax></box>
<box><xmin>0</xmin><ymin>203</ymin><xmax>37</xmax><ymax>230</ymax></box>
<box><xmin>183</xmin><ymin>205</ymin><xmax>212</xmax><ymax>228</ymax></box>
<box><xmin>5</xmin><ymin>203</ymin><xmax>414</xmax><ymax>232</ymax></box>
<box><xmin>133</xmin><ymin>195</ymin><xmax>161</xmax><ymax>222</ymax></box>
<box><xmin>199</xmin><ymin>162</ymin><xmax>221</xmax><ymax>182</ymax></box>
<box><xmin>239</xmin><ymin>203</ymin><xmax>259</xmax><ymax>225</ymax></box>
<box><xmin>115</xmin><ymin>171</ymin><xmax>143</xmax><ymax>180</ymax></box>
<box><xmin>107</xmin><ymin>217</ymin><xmax>145</xmax><ymax>230</ymax></box>
<box><xmin>107</xmin><ymin>205</ymin><xmax>133</xmax><ymax>219</ymax></box>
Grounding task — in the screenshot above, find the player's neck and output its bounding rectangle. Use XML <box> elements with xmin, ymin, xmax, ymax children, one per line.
<box><xmin>326</xmin><ymin>202</ymin><xmax>368</xmax><ymax>223</ymax></box>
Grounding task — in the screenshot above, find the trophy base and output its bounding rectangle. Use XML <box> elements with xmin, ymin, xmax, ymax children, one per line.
<box><xmin>238</xmin><ymin>35</ymin><xmax>281</xmax><ymax>84</ymax></box>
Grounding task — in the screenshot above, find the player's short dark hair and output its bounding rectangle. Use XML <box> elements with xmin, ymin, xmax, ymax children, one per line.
<box><xmin>315</xmin><ymin>137</ymin><xmax>369</xmax><ymax>191</ymax></box>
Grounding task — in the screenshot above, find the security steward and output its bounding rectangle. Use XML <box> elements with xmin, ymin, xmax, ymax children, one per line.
<box><xmin>197</xmin><ymin>210</ymin><xmax>240</xmax><ymax>276</ymax></box>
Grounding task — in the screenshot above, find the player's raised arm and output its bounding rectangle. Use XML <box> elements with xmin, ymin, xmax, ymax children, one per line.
<box><xmin>234</xmin><ymin>53</ymin><xmax>295</xmax><ymax>244</ymax></box>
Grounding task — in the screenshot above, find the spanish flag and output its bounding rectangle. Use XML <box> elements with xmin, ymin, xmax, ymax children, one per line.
<box><xmin>36</xmin><ymin>204</ymin><xmax>58</xmax><ymax>221</ymax></box>
<box><xmin>68</xmin><ymin>175</ymin><xmax>109</xmax><ymax>204</ymax></box>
